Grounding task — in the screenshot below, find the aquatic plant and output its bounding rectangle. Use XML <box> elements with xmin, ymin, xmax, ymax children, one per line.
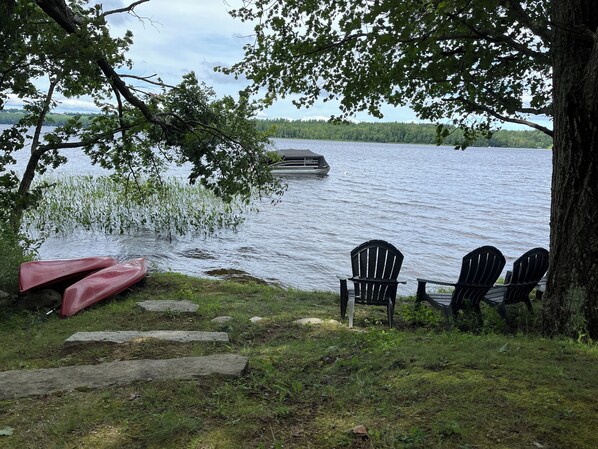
<box><xmin>21</xmin><ymin>175</ymin><xmax>252</xmax><ymax>238</ymax></box>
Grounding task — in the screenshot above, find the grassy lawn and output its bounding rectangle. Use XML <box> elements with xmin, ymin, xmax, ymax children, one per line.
<box><xmin>0</xmin><ymin>272</ymin><xmax>596</xmax><ymax>448</ymax></box>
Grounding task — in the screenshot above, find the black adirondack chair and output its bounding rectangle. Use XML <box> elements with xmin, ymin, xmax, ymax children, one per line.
<box><xmin>339</xmin><ymin>240</ymin><xmax>405</xmax><ymax>328</ymax></box>
<box><xmin>483</xmin><ymin>247</ymin><xmax>549</xmax><ymax>319</ymax></box>
<box><xmin>416</xmin><ymin>246</ymin><xmax>506</xmax><ymax>328</ymax></box>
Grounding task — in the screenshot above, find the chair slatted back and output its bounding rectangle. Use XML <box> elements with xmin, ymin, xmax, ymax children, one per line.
<box><xmin>351</xmin><ymin>240</ymin><xmax>404</xmax><ymax>305</ymax></box>
<box><xmin>505</xmin><ymin>248</ymin><xmax>549</xmax><ymax>303</ymax></box>
<box><xmin>453</xmin><ymin>246</ymin><xmax>506</xmax><ymax>308</ymax></box>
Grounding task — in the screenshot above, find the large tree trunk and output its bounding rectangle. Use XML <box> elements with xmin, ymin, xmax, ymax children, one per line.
<box><xmin>541</xmin><ymin>0</ymin><xmax>598</xmax><ymax>339</ymax></box>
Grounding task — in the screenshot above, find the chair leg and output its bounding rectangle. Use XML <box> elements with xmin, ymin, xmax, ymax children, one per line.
<box><xmin>497</xmin><ymin>302</ymin><xmax>507</xmax><ymax>320</ymax></box>
<box><xmin>387</xmin><ymin>298</ymin><xmax>394</xmax><ymax>329</ymax></box>
<box><xmin>339</xmin><ymin>279</ymin><xmax>348</xmax><ymax>318</ymax></box>
<box><xmin>524</xmin><ymin>298</ymin><xmax>534</xmax><ymax>314</ymax></box>
<box><xmin>473</xmin><ymin>303</ymin><xmax>483</xmax><ymax>327</ymax></box>
<box><xmin>414</xmin><ymin>295</ymin><xmax>423</xmax><ymax>312</ymax></box>
<box><xmin>535</xmin><ymin>290</ymin><xmax>544</xmax><ymax>301</ymax></box>
<box><xmin>348</xmin><ymin>296</ymin><xmax>355</xmax><ymax>328</ymax></box>
<box><xmin>443</xmin><ymin>307</ymin><xmax>453</xmax><ymax>330</ymax></box>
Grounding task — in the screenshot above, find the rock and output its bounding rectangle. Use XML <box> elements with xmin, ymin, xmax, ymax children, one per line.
<box><xmin>294</xmin><ymin>318</ymin><xmax>324</xmax><ymax>325</ymax></box>
<box><xmin>64</xmin><ymin>331</ymin><xmax>229</xmax><ymax>346</ymax></box>
<box><xmin>0</xmin><ymin>354</ymin><xmax>249</xmax><ymax>400</ymax></box>
<box><xmin>294</xmin><ymin>318</ymin><xmax>340</xmax><ymax>326</ymax></box>
<box><xmin>249</xmin><ymin>316</ymin><xmax>264</xmax><ymax>323</ymax></box>
<box><xmin>211</xmin><ymin>316</ymin><xmax>233</xmax><ymax>323</ymax></box>
<box><xmin>137</xmin><ymin>300</ymin><xmax>198</xmax><ymax>313</ymax></box>
<box><xmin>350</xmin><ymin>425</ymin><xmax>369</xmax><ymax>439</ymax></box>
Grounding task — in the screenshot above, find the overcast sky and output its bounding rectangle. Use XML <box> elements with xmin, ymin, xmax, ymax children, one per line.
<box><xmin>99</xmin><ymin>0</ymin><xmax>421</xmax><ymax>122</ymax></box>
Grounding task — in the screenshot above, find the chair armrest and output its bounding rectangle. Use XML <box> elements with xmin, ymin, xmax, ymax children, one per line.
<box><xmin>416</xmin><ymin>278</ymin><xmax>455</xmax><ymax>287</ymax></box>
<box><xmin>337</xmin><ymin>275</ymin><xmax>405</xmax><ymax>284</ymax></box>
<box><xmin>417</xmin><ymin>278</ymin><xmax>455</xmax><ymax>299</ymax></box>
<box><xmin>349</xmin><ymin>277</ymin><xmax>399</xmax><ymax>285</ymax></box>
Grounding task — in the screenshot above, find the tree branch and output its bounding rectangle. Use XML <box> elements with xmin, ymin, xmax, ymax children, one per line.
<box><xmin>37</xmin><ymin>126</ymin><xmax>138</xmax><ymax>152</ymax></box>
<box><xmin>35</xmin><ymin>0</ymin><xmax>167</xmax><ymax>127</ymax></box>
<box><xmin>118</xmin><ymin>73</ymin><xmax>175</xmax><ymax>89</ymax></box>
<box><xmin>102</xmin><ymin>0</ymin><xmax>149</xmax><ymax>17</ymax></box>
<box><xmin>445</xmin><ymin>96</ymin><xmax>553</xmax><ymax>137</ymax></box>
<box><xmin>445</xmin><ymin>11</ymin><xmax>549</xmax><ymax>62</ymax></box>
<box><xmin>504</xmin><ymin>0</ymin><xmax>552</xmax><ymax>44</ymax></box>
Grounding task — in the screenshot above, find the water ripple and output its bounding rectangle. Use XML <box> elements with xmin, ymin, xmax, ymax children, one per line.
<box><xmin>34</xmin><ymin>138</ymin><xmax>551</xmax><ymax>292</ymax></box>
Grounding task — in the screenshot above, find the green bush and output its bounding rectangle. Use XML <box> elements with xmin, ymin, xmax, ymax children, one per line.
<box><xmin>0</xmin><ymin>224</ymin><xmax>35</xmax><ymax>294</ymax></box>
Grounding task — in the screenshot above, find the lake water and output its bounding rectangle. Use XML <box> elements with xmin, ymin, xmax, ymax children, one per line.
<box><xmin>8</xmin><ymin>132</ymin><xmax>552</xmax><ymax>294</ymax></box>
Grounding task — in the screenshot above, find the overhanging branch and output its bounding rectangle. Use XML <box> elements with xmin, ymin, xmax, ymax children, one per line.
<box><xmin>445</xmin><ymin>96</ymin><xmax>553</xmax><ymax>137</ymax></box>
<box><xmin>102</xmin><ymin>0</ymin><xmax>149</xmax><ymax>17</ymax></box>
<box><xmin>35</xmin><ymin>0</ymin><xmax>167</xmax><ymax>127</ymax></box>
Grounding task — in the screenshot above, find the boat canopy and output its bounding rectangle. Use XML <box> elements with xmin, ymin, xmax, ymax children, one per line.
<box><xmin>277</xmin><ymin>149</ymin><xmax>324</xmax><ymax>159</ymax></box>
<box><xmin>269</xmin><ymin>149</ymin><xmax>330</xmax><ymax>174</ymax></box>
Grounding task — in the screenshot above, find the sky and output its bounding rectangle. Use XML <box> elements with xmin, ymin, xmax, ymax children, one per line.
<box><xmin>4</xmin><ymin>0</ymin><xmax>420</xmax><ymax>122</ymax></box>
<box><xmin>100</xmin><ymin>0</ymin><xmax>421</xmax><ymax>122</ymax></box>
<box><xmin>6</xmin><ymin>0</ymin><xmax>550</xmax><ymax>129</ymax></box>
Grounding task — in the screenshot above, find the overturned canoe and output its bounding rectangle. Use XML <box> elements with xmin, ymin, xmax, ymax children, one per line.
<box><xmin>19</xmin><ymin>257</ymin><xmax>118</xmax><ymax>293</ymax></box>
<box><xmin>61</xmin><ymin>258</ymin><xmax>148</xmax><ymax>317</ymax></box>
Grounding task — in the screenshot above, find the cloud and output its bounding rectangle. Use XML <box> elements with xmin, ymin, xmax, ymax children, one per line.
<box><xmin>4</xmin><ymin>94</ymin><xmax>100</xmax><ymax>113</ymax></box>
<box><xmin>101</xmin><ymin>1</ymin><xmax>253</xmax><ymax>98</ymax></box>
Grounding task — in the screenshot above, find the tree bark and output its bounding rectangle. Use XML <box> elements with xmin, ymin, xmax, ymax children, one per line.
<box><xmin>541</xmin><ymin>0</ymin><xmax>598</xmax><ymax>338</ymax></box>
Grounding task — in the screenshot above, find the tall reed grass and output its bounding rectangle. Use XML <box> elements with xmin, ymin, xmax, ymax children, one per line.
<box><xmin>22</xmin><ymin>175</ymin><xmax>251</xmax><ymax>238</ymax></box>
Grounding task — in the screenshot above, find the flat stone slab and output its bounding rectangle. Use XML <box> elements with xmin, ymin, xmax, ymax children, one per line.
<box><xmin>137</xmin><ymin>300</ymin><xmax>198</xmax><ymax>313</ymax></box>
<box><xmin>211</xmin><ymin>316</ymin><xmax>233</xmax><ymax>323</ymax></box>
<box><xmin>0</xmin><ymin>354</ymin><xmax>248</xmax><ymax>400</ymax></box>
<box><xmin>65</xmin><ymin>331</ymin><xmax>229</xmax><ymax>346</ymax></box>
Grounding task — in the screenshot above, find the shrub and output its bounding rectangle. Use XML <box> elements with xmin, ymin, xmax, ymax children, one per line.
<box><xmin>0</xmin><ymin>223</ymin><xmax>35</xmax><ymax>295</ymax></box>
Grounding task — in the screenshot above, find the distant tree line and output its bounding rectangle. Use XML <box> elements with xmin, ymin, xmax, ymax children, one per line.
<box><xmin>0</xmin><ymin>109</ymin><xmax>92</xmax><ymax>126</ymax></box>
<box><xmin>0</xmin><ymin>110</ymin><xmax>552</xmax><ymax>149</ymax></box>
<box><xmin>255</xmin><ymin>119</ymin><xmax>553</xmax><ymax>149</ymax></box>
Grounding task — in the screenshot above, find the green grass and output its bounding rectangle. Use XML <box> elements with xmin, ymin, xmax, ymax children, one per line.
<box><xmin>1</xmin><ymin>273</ymin><xmax>597</xmax><ymax>448</ymax></box>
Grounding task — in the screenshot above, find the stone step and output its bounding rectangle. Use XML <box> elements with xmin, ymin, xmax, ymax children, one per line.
<box><xmin>0</xmin><ymin>354</ymin><xmax>248</xmax><ymax>400</ymax></box>
<box><xmin>65</xmin><ymin>330</ymin><xmax>229</xmax><ymax>346</ymax></box>
<box><xmin>137</xmin><ymin>300</ymin><xmax>198</xmax><ymax>313</ymax></box>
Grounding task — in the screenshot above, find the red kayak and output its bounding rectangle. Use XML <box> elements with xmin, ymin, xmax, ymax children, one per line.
<box><xmin>61</xmin><ymin>258</ymin><xmax>148</xmax><ymax>317</ymax></box>
<box><xmin>19</xmin><ymin>257</ymin><xmax>118</xmax><ymax>293</ymax></box>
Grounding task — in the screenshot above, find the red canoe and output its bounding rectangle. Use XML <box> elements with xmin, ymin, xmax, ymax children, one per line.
<box><xmin>19</xmin><ymin>257</ymin><xmax>118</xmax><ymax>293</ymax></box>
<box><xmin>61</xmin><ymin>258</ymin><xmax>148</xmax><ymax>317</ymax></box>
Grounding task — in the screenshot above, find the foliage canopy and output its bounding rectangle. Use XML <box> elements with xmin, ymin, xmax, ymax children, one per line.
<box><xmin>223</xmin><ymin>0</ymin><xmax>552</xmax><ymax>147</ymax></box>
<box><xmin>0</xmin><ymin>0</ymin><xmax>281</xmax><ymax>233</ymax></box>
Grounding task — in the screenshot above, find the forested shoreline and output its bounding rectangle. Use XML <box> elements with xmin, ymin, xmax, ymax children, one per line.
<box><xmin>255</xmin><ymin>118</ymin><xmax>552</xmax><ymax>149</ymax></box>
<box><xmin>0</xmin><ymin>109</ymin><xmax>552</xmax><ymax>149</ymax></box>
